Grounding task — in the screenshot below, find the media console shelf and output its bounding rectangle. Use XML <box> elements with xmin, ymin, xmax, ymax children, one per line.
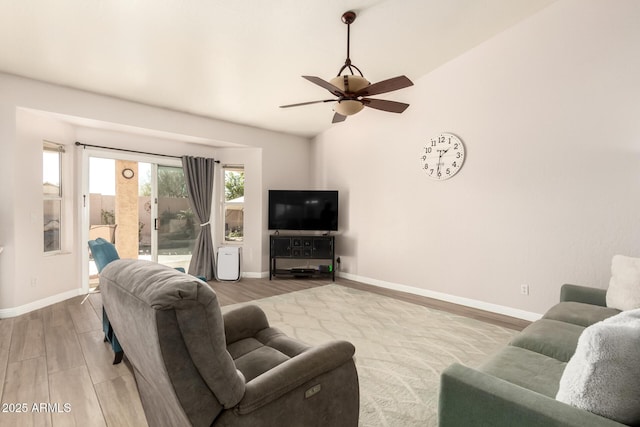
<box><xmin>269</xmin><ymin>235</ymin><xmax>335</xmax><ymax>281</ymax></box>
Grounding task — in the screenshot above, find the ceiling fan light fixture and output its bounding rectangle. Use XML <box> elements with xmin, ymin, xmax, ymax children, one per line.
<box><xmin>329</xmin><ymin>75</ymin><xmax>370</xmax><ymax>93</ymax></box>
<box><xmin>279</xmin><ymin>10</ymin><xmax>413</xmax><ymax>123</ymax></box>
<box><xmin>334</xmin><ymin>99</ymin><xmax>364</xmax><ymax>116</ymax></box>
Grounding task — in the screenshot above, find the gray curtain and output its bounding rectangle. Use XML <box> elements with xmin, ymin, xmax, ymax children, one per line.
<box><xmin>182</xmin><ymin>156</ymin><xmax>216</xmax><ymax>280</ymax></box>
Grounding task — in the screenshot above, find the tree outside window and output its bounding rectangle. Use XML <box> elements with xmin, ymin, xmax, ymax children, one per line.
<box><xmin>223</xmin><ymin>166</ymin><xmax>244</xmax><ymax>242</ymax></box>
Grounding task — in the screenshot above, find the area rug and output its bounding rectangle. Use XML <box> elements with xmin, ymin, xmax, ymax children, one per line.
<box><xmin>222</xmin><ymin>284</ymin><xmax>517</xmax><ymax>427</ymax></box>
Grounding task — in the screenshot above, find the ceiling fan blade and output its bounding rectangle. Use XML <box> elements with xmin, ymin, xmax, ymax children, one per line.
<box><xmin>355</xmin><ymin>75</ymin><xmax>413</xmax><ymax>97</ymax></box>
<box><xmin>280</xmin><ymin>99</ymin><xmax>335</xmax><ymax>108</ymax></box>
<box><xmin>302</xmin><ymin>76</ymin><xmax>346</xmax><ymax>97</ymax></box>
<box><xmin>361</xmin><ymin>98</ymin><xmax>410</xmax><ymax>113</ymax></box>
<box><xmin>332</xmin><ymin>112</ymin><xmax>347</xmax><ymax>123</ymax></box>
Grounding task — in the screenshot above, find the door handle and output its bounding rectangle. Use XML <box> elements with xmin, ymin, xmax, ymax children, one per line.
<box><xmin>154</xmin><ymin>218</ymin><xmax>158</xmax><ymax>230</ymax></box>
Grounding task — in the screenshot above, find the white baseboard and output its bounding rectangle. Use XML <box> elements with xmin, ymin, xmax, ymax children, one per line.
<box><xmin>0</xmin><ymin>288</ymin><xmax>84</xmax><ymax>319</ymax></box>
<box><xmin>338</xmin><ymin>272</ymin><xmax>542</xmax><ymax>322</ymax></box>
<box><xmin>242</xmin><ymin>271</ymin><xmax>269</xmax><ymax>279</ymax></box>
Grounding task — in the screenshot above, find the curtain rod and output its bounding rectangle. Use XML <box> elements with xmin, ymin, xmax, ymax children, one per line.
<box><xmin>74</xmin><ymin>141</ymin><xmax>219</xmax><ymax>163</ymax></box>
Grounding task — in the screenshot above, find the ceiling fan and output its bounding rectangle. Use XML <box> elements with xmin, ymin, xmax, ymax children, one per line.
<box><xmin>280</xmin><ymin>11</ymin><xmax>414</xmax><ymax>124</ymax></box>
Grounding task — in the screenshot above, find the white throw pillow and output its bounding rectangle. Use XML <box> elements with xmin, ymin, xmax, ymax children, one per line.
<box><xmin>556</xmin><ymin>309</ymin><xmax>640</xmax><ymax>424</ymax></box>
<box><xmin>606</xmin><ymin>254</ymin><xmax>640</xmax><ymax>311</ymax></box>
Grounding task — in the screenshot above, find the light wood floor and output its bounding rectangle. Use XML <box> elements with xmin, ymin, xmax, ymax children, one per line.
<box><xmin>0</xmin><ymin>277</ymin><xmax>528</xmax><ymax>427</ymax></box>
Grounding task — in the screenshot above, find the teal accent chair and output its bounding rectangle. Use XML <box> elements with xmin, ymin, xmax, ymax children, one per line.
<box><xmin>89</xmin><ymin>237</ymin><xmax>120</xmax><ymax>272</ymax></box>
<box><xmin>88</xmin><ymin>237</ymin><xmax>124</xmax><ymax>364</ymax></box>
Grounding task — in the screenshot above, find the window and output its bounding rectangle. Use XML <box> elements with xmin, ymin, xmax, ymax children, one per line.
<box><xmin>43</xmin><ymin>141</ymin><xmax>64</xmax><ymax>252</ymax></box>
<box><xmin>223</xmin><ymin>165</ymin><xmax>244</xmax><ymax>242</ymax></box>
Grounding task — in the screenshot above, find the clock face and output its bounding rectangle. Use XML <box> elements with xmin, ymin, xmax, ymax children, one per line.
<box><xmin>420</xmin><ymin>133</ymin><xmax>465</xmax><ymax>180</ymax></box>
<box><xmin>122</xmin><ymin>168</ymin><xmax>135</xmax><ymax>179</ymax></box>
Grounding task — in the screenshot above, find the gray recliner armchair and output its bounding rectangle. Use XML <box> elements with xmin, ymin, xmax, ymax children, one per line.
<box><xmin>100</xmin><ymin>259</ymin><xmax>359</xmax><ymax>427</ymax></box>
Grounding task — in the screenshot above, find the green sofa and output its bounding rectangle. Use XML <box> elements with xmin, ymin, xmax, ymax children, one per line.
<box><xmin>439</xmin><ymin>284</ymin><xmax>631</xmax><ymax>427</ymax></box>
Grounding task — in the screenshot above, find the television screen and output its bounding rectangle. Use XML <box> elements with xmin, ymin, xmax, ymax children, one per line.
<box><xmin>268</xmin><ymin>190</ymin><xmax>338</xmax><ymax>231</ymax></box>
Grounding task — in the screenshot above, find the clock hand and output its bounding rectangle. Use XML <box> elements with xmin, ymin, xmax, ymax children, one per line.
<box><xmin>437</xmin><ymin>150</ymin><xmax>444</xmax><ymax>174</ymax></box>
<box><xmin>438</xmin><ymin>147</ymin><xmax>451</xmax><ymax>175</ymax></box>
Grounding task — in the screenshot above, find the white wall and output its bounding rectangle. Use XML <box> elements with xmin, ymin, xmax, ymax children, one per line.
<box><xmin>12</xmin><ymin>109</ymin><xmax>77</xmax><ymax>307</ymax></box>
<box><xmin>0</xmin><ymin>73</ymin><xmax>311</xmax><ymax>315</ymax></box>
<box><xmin>313</xmin><ymin>0</ymin><xmax>640</xmax><ymax>318</ymax></box>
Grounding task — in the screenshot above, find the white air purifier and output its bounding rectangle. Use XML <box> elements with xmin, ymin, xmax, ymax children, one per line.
<box><xmin>216</xmin><ymin>246</ymin><xmax>241</xmax><ymax>282</ymax></box>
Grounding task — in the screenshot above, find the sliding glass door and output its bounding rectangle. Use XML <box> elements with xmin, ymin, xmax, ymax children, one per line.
<box><xmin>86</xmin><ymin>155</ymin><xmax>194</xmax><ymax>287</ymax></box>
<box><xmin>87</xmin><ymin>157</ymin><xmax>119</xmax><ymax>288</ymax></box>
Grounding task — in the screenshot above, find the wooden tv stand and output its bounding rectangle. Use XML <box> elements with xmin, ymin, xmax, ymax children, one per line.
<box><xmin>269</xmin><ymin>235</ymin><xmax>335</xmax><ymax>281</ymax></box>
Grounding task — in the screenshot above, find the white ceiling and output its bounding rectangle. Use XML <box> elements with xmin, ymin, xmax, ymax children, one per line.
<box><xmin>0</xmin><ymin>0</ymin><xmax>556</xmax><ymax>138</ymax></box>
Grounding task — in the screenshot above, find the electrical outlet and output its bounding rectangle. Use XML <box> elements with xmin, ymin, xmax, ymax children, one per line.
<box><xmin>520</xmin><ymin>284</ymin><xmax>529</xmax><ymax>295</ymax></box>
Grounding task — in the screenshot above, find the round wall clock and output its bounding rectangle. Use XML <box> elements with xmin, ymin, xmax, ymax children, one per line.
<box><xmin>122</xmin><ymin>168</ymin><xmax>135</xmax><ymax>179</ymax></box>
<box><xmin>420</xmin><ymin>133</ymin><xmax>465</xmax><ymax>180</ymax></box>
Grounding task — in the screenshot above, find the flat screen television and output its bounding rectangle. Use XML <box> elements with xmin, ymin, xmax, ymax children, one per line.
<box><xmin>268</xmin><ymin>190</ymin><xmax>338</xmax><ymax>231</ymax></box>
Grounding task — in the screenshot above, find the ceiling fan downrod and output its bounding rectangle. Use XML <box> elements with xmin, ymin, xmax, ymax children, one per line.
<box><xmin>338</xmin><ymin>11</ymin><xmax>363</xmax><ymax>77</ymax></box>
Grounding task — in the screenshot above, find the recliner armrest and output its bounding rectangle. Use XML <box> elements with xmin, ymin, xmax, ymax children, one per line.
<box><xmin>236</xmin><ymin>340</ymin><xmax>356</xmax><ymax>414</ymax></box>
<box><xmin>439</xmin><ymin>363</ymin><xmax>625</xmax><ymax>427</ymax></box>
<box><xmin>223</xmin><ymin>305</ymin><xmax>271</xmax><ymax>345</ymax></box>
<box><xmin>560</xmin><ymin>284</ymin><xmax>607</xmax><ymax>306</ymax></box>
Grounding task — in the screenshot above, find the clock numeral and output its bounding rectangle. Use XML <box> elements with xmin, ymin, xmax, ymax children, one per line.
<box><xmin>452</xmin><ymin>161</ymin><xmax>457</xmax><ymax>167</ymax></box>
<box><xmin>425</xmin><ymin>147</ymin><xmax>433</xmax><ymax>154</ymax></box>
<box><xmin>454</xmin><ymin>143</ymin><xmax>459</xmax><ymax>149</ymax></box>
<box><xmin>423</xmin><ymin>163</ymin><xmax>429</xmax><ymax>170</ymax></box>
<box><xmin>456</xmin><ymin>152</ymin><xmax>462</xmax><ymax>159</ymax></box>
<box><xmin>429</xmin><ymin>169</ymin><xmax>434</xmax><ymax>175</ymax></box>
<box><xmin>421</xmin><ymin>155</ymin><xmax>427</xmax><ymax>161</ymax></box>
<box><xmin>446</xmin><ymin>168</ymin><xmax>451</xmax><ymax>175</ymax></box>
<box><xmin>430</xmin><ymin>140</ymin><xmax>436</xmax><ymax>147</ymax></box>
